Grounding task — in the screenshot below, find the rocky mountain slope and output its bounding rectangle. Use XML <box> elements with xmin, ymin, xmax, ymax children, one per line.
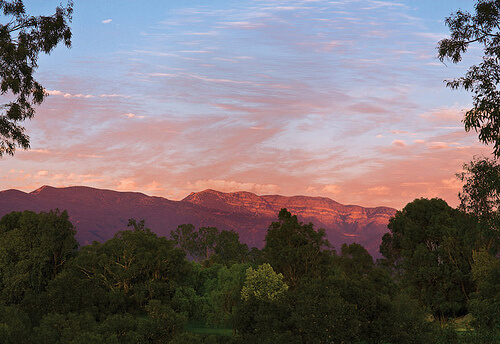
<box><xmin>0</xmin><ymin>186</ymin><xmax>396</xmax><ymax>257</ymax></box>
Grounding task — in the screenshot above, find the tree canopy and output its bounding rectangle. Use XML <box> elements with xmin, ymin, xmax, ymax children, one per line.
<box><xmin>438</xmin><ymin>0</ymin><xmax>500</xmax><ymax>156</ymax></box>
<box><xmin>1</xmin><ymin>208</ymin><xmax>496</xmax><ymax>342</ymax></box>
<box><xmin>380</xmin><ymin>198</ymin><xmax>476</xmax><ymax>321</ymax></box>
<box><xmin>0</xmin><ymin>0</ymin><xmax>72</xmax><ymax>156</ymax></box>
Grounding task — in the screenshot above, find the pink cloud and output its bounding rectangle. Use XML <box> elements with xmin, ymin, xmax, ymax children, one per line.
<box><xmin>366</xmin><ymin>186</ymin><xmax>390</xmax><ymax>195</ymax></box>
<box><xmin>124</xmin><ymin>113</ymin><xmax>146</xmax><ymax>119</ymax></box>
<box><xmin>419</xmin><ymin>105</ymin><xmax>467</xmax><ymax>124</ymax></box>
<box><xmin>392</xmin><ymin>140</ymin><xmax>406</xmax><ymax>147</ymax></box>
<box><xmin>116</xmin><ymin>178</ymin><xmax>138</xmax><ymax>191</ymax></box>
<box><xmin>323</xmin><ymin>184</ymin><xmax>341</xmax><ymax>195</ymax></box>
<box><xmin>186</xmin><ymin>179</ymin><xmax>281</xmax><ymax>194</ymax></box>
<box><xmin>47</xmin><ymin>90</ymin><xmax>94</xmax><ymax>99</ymax></box>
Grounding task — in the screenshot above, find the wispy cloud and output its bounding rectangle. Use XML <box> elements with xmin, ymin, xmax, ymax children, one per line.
<box><xmin>1</xmin><ymin>0</ymin><xmax>481</xmax><ymax>209</ymax></box>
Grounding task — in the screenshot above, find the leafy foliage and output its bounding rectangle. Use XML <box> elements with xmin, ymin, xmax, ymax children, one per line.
<box><xmin>0</xmin><ymin>0</ymin><xmax>72</xmax><ymax>155</ymax></box>
<box><xmin>0</xmin><ymin>210</ymin><xmax>77</xmax><ymax>304</ymax></box>
<box><xmin>263</xmin><ymin>208</ymin><xmax>333</xmax><ymax>287</ymax></box>
<box><xmin>171</xmin><ymin>225</ymin><xmax>249</xmax><ymax>266</ymax></box>
<box><xmin>437</xmin><ymin>0</ymin><xmax>500</xmax><ymax>156</ymax></box>
<box><xmin>458</xmin><ymin>156</ymin><xmax>500</xmax><ymax>253</ymax></box>
<box><xmin>73</xmin><ymin>221</ymin><xmax>189</xmax><ymax>308</ymax></box>
<box><xmin>240</xmin><ymin>263</ymin><xmax>288</xmax><ymax>302</ymax></box>
<box><xmin>468</xmin><ymin>251</ymin><xmax>500</xmax><ymax>332</ymax></box>
<box><xmin>0</xmin><ymin>207</ymin><xmax>492</xmax><ymax>342</ymax></box>
<box><xmin>380</xmin><ymin>198</ymin><xmax>476</xmax><ymax>320</ymax></box>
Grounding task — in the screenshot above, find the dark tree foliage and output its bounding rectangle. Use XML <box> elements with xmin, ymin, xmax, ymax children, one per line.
<box><xmin>0</xmin><ymin>0</ymin><xmax>72</xmax><ymax>156</ymax></box>
<box><xmin>337</xmin><ymin>243</ymin><xmax>374</xmax><ymax>277</ymax></box>
<box><xmin>458</xmin><ymin>156</ymin><xmax>500</xmax><ymax>253</ymax></box>
<box><xmin>0</xmin><ymin>210</ymin><xmax>461</xmax><ymax>342</ymax></box>
<box><xmin>171</xmin><ymin>224</ymin><xmax>249</xmax><ymax>266</ymax></box>
<box><xmin>438</xmin><ymin>0</ymin><xmax>500</xmax><ymax>156</ymax></box>
<box><xmin>237</xmin><ymin>241</ymin><xmax>436</xmax><ymax>344</ymax></box>
<box><xmin>263</xmin><ymin>208</ymin><xmax>333</xmax><ymax>287</ymax></box>
<box><xmin>468</xmin><ymin>251</ymin><xmax>500</xmax><ymax>333</ymax></box>
<box><xmin>381</xmin><ymin>198</ymin><xmax>477</xmax><ymax>321</ymax></box>
<box><xmin>211</xmin><ymin>230</ymin><xmax>249</xmax><ymax>266</ymax></box>
<box><xmin>73</xmin><ymin>221</ymin><xmax>189</xmax><ymax>309</ymax></box>
<box><xmin>0</xmin><ymin>209</ymin><xmax>78</xmax><ymax>304</ymax></box>
<box><xmin>459</xmin><ymin>156</ymin><xmax>500</xmax><ymax>218</ymax></box>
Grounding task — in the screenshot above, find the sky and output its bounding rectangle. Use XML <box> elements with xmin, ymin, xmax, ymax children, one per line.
<box><xmin>0</xmin><ymin>0</ymin><xmax>493</xmax><ymax>209</ymax></box>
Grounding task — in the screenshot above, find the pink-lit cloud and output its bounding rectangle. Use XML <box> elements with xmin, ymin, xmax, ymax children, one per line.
<box><xmin>392</xmin><ymin>140</ymin><xmax>406</xmax><ymax>147</ymax></box>
<box><xmin>186</xmin><ymin>179</ymin><xmax>281</xmax><ymax>195</ymax></box>
<box><xmin>322</xmin><ymin>184</ymin><xmax>342</xmax><ymax>195</ymax></box>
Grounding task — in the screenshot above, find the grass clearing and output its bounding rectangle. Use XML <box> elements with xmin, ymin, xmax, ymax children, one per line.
<box><xmin>185</xmin><ymin>321</ymin><xmax>233</xmax><ymax>336</ymax></box>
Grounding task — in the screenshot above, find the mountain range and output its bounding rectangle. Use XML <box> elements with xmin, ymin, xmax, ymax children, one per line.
<box><xmin>0</xmin><ymin>186</ymin><xmax>397</xmax><ymax>257</ymax></box>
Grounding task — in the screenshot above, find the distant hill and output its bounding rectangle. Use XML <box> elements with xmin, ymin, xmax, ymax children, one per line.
<box><xmin>0</xmin><ymin>186</ymin><xmax>397</xmax><ymax>257</ymax></box>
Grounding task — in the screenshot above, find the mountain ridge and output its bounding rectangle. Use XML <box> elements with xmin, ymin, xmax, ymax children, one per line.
<box><xmin>0</xmin><ymin>185</ymin><xmax>397</xmax><ymax>257</ymax></box>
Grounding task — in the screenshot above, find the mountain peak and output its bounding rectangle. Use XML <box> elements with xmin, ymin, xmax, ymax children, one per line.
<box><xmin>30</xmin><ymin>185</ymin><xmax>55</xmax><ymax>195</ymax></box>
<box><xmin>182</xmin><ymin>189</ymin><xmax>275</xmax><ymax>215</ymax></box>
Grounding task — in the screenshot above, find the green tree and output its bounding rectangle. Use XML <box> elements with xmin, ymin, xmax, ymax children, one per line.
<box><xmin>171</xmin><ymin>224</ymin><xmax>200</xmax><ymax>261</ymax></box>
<box><xmin>211</xmin><ymin>230</ymin><xmax>248</xmax><ymax>266</ymax></box>
<box><xmin>142</xmin><ymin>299</ymin><xmax>187</xmax><ymax>342</ymax></box>
<box><xmin>241</xmin><ymin>263</ymin><xmax>288</xmax><ymax>302</ymax></box>
<box><xmin>0</xmin><ymin>0</ymin><xmax>73</xmax><ymax>156</ymax></box>
<box><xmin>171</xmin><ymin>225</ymin><xmax>219</xmax><ymax>263</ymax></box>
<box><xmin>0</xmin><ymin>305</ymin><xmax>33</xmax><ymax>343</ymax></box>
<box><xmin>468</xmin><ymin>251</ymin><xmax>500</xmax><ymax>333</ymax></box>
<box><xmin>33</xmin><ymin>312</ymin><xmax>104</xmax><ymax>344</ymax></box>
<box><xmin>458</xmin><ymin>156</ymin><xmax>500</xmax><ymax>253</ymax></box>
<box><xmin>335</xmin><ymin>243</ymin><xmax>437</xmax><ymax>343</ymax></box>
<box><xmin>337</xmin><ymin>242</ymin><xmax>374</xmax><ymax>277</ymax></box>
<box><xmin>172</xmin><ymin>225</ymin><xmax>249</xmax><ymax>266</ymax></box>
<box><xmin>455</xmin><ymin>157</ymin><xmax>500</xmax><ymax>335</ymax></box>
<box><xmin>0</xmin><ymin>210</ymin><xmax>78</xmax><ymax>304</ymax></box>
<box><xmin>263</xmin><ymin>208</ymin><xmax>333</xmax><ymax>287</ymax></box>
<box><xmin>206</xmin><ymin>263</ymin><xmax>249</xmax><ymax>329</ymax></box>
<box><xmin>438</xmin><ymin>0</ymin><xmax>500</xmax><ymax>156</ymax></box>
<box><xmin>234</xmin><ymin>293</ymin><xmax>297</xmax><ymax>344</ymax></box>
<box><xmin>73</xmin><ymin>221</ymin><xmax>189</xmax><ymax>309</ymax></box>
<box><xmin>380</xmin><ymin>198</ymin><xmax>476</xmax><ymax>321</ymax></box>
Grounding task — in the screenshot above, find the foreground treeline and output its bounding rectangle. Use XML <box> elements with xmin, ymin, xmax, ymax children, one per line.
<box><xmin>0</xmin><ymin>209</ymin><xmax>435</xmax><ymax>344</ymax></box>
<box><xmin>0</xmin><ymin>161</ymin><xmax>499</xmax><ymax>343</ymax></box>
<box><xmin>0</xmin><ymin>209</ymin><xmax>497</xmax><ymax>344</ymax></box>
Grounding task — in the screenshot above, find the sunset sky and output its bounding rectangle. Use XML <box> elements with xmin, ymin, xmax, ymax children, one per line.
<box><xmin>0</xmin><ymin>0</ymin><xmax>492</xmax><ymax>209</ymax></box>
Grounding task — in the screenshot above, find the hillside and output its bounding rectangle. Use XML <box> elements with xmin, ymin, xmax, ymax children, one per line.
<box><xmin>0</xmin><ymin>186</ymin><xmax>396</xmax><ymax>256</ymax></box>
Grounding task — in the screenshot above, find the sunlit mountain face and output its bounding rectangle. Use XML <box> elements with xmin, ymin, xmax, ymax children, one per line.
<box><xmin>0</xmin><ymin>186</ymin><xmax>396</xmax><ymax>257</ymax></box>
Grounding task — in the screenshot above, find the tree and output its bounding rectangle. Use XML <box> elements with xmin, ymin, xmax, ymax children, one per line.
<box><xmin>468</xmin><ymin>251</ymin><xmax>500</xmax><ymax>333</ymax></box>
<box><xmin>337</xmin><ymin>243</ymin><xmax>374</xmax><ymax>277</ymax></box>
<box><xmin>171</xmin><ymin>224</ymin><xmax>200</xmax><ymax>261</ymax></box>
<box><xmin>0</xmin><ymin>0</ymin><xmax>73</xmax><ymax>156</ymax></box>
<box><xmin>205</xmin><ymin>263</ymin><xmax>248</xmax><ymax>329</ymax></box>
<box><xmin>456</xmin><ymin>157</ymin><xmax>500</xmax><ymax>334</ymax></box>
<box><xmin>0</xmin><ymin>210</ymin><xmax>78</xmax><ymax>304</ymax></box>
<box><xmin>171</xmin><ymin>225</ymin><xmax>249</xmax><ymax>266</ymax></box>
<box><xmin>171</xmin><ymin>225</ymin><xmax>219</xmax><ymax>263</ymax></box>
<box><xmin>380</xmin><ymin>198</ymin><xmax>476</xmax><ymax>321</ymax></box>
<box><xmin>74</xmin><ymin>221</ymin><xmax>189</xmax><ymax>309</ymax></box>
<box><xmin>241</xmin><ymin>264</ymin><xmax>288</xmax><ymax>302</ymax></box>
<box><xmin>458</xmin><ymin>156</ymin><xmax>500</xmax><ymax>253</ymax></box>
<box><xmin>438</xmin><ymin>0</ymin><xmax>500</xmax><ymax>156</ymax></box>
<box><xmin>211</xmin><ymin>230</ymin><xmax>248</xmax><ymax>266</ymax></box>
<box><xmin>263</xmin><ymin>208</ymin><xmax>333</xmax><ymax>287</ymax></box>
